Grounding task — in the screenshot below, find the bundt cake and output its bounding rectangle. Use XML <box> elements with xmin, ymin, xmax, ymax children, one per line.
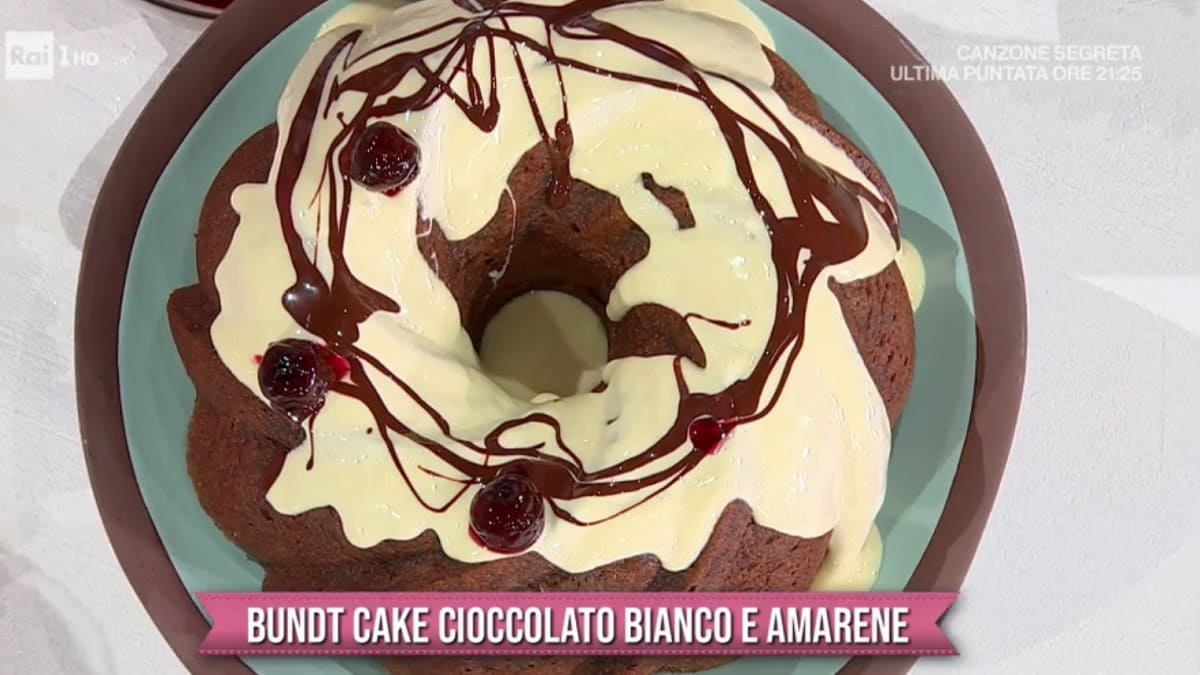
<box><xmin>166</xmin><ymin>0</ymin><xmax>918</xmax><ymax>672</ymax></box>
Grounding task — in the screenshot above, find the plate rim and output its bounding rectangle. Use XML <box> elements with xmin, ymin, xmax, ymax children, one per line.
<box><xmin>74</xmin><ymin>1</ymin><xmax>1027</xmax><ymax>674</ymax></box>
<box><xmin>144</xmin><ymin>0</ymin><xmax>225</xmax><ymax>19</ymax></box>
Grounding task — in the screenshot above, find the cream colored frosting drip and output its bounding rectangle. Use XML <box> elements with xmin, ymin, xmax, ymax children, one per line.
<box><xmin>897</xmin><ymin>238</ymin><xmax>926</xmax><ymax>310</ymax></box>
<box><xmin>811</xmin><ymin>524</ymin><xmax>883</xmax><ymax>591</ymax></box>
<box><xmin>210</xmin><ymin>0</ymin><xmax>901</xmax><ymax>573</ymax></box>
<box><xmin>317</xmin><ymin>1</ymin><xmax>406</xmax><ymax>36</ymax></box>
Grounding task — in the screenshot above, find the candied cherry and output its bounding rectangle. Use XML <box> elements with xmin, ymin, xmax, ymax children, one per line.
<box><xmin>257</xmin><ymin>339</ymin><xmax>333</xmax><ymax>420</ymax></box>
<box><xmin>469</xmin><ymin>473</ymin><xmax>545</xmax><ymax>553</ymax></box>
<box><xmin>345</xmin><ymin>122</ymin><xmax>420</xmax><ymax>193</ymax></box>
<box><xmin>688</xmin><ymin>416</ymin><xmax>728</xmax><ymax>455</ymax></box>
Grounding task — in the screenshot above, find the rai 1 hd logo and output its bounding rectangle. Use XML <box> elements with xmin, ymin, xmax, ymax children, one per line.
<box><xmin>4</xmin><ymin>31</ymin><xmax>99</xmax><ymax>81</ymax></box>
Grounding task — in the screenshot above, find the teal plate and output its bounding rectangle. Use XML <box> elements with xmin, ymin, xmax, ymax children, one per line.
<box><xmin>81</xmin><ymin>1</ymin><xmax>1022</xmax><ymax>674</ymax></box>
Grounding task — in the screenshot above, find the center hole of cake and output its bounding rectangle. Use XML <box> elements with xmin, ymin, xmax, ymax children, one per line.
<box><xmin>479</xmin><ymin>291</ymin><xmax>608</xmax><ymax>401</ymax></box>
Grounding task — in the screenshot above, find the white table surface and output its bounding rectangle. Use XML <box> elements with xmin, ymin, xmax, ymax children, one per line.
<box><xmin>1</xmin><ymin>0</ymin><xmax>1197</xmax><ymax>673</ymax></box>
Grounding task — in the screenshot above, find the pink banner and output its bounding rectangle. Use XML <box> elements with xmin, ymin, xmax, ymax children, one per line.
<box><xmin>197</xmin><ymin>592</ymin><xmax>956</xmax><ymax>657</ymax></box>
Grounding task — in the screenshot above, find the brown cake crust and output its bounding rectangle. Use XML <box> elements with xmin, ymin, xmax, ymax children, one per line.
<box><xmin>167</xmin><ymin>49</ymin><xmax>915</xmax><ymax>675</ymax></box>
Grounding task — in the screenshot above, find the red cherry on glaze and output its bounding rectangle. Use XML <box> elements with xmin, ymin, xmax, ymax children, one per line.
<box><xmin>345</xmin><ymin>122</ymin><xmax>420</xmax><ymax>193</ymax></box>
<box><xmin>257</xmin><ymin>339</ymin><xmax>333</xmax><ymax>421</ymax></box>
<box><xmin>326</xmin><ymin>351</ymin><xmax>351</xmax><ymax>381</ymax></box>
<box><xmin>688</xmin><ymin>416</ymin><xmax>728</xmax><ymax>455</ymax></box>
<box><xmin>469</xmin><ymin>473</ymin><xmax>545</xmax><ymax>553</ymax></box>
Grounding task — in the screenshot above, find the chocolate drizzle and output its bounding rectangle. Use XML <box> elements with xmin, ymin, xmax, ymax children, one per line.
<box><xmin>269</xmin><ymin>1</ymin><xmax>897</xmax><ymax>528</ymax></box>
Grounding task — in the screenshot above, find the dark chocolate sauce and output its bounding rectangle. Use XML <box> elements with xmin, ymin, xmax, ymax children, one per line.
<box><xmin>268</xmin><ymin>1</ymin><xmax>897</xmax><ymax>528</ymax></box>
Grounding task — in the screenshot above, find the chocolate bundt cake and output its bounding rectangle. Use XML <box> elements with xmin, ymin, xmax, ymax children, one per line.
<box><xmin>167</xmin><ymin>1</ymin><xmax>917</xmax><ymax>672</ymax></box>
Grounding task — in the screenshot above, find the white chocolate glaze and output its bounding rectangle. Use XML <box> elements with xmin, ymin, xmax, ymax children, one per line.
<box><xmin>318</xmin><ymin>1</ymin><xmax>406</xmax><ymax>36</ymax></box>
<box><xmin>210</xmin><ymin>0</ymin><xmax>902</xmax><ymax>573</ymax></box>
<box><xmin>897</xmin><ymin>238</ymin><xmax>926</xmax><ymax>310</ymax></box>
<box><xmin>811</xmin><ymin>524</ymin><xmax>883</xmax><ymax>591</ymax></box>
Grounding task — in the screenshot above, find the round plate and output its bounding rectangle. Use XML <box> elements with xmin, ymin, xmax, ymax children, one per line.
<box><xmin>76</xmin><ymin>1</ymin><xmax>1026</xmax><ymax>674</ymax></box>
<box><xmin>144</xmin><ymin>0</ymin><xmax>226</xmax><ymax>19</ymax></box>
